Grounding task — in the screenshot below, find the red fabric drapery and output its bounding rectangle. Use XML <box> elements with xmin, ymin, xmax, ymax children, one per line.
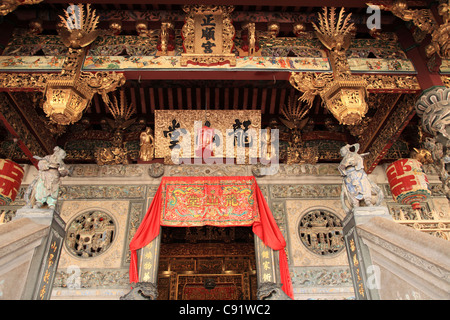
<box><xmin>129</xmin><ymin>176</ymin><xmax>293</xmax><ymax>299</ymax></box>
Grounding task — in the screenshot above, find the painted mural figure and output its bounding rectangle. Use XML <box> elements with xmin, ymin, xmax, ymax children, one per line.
<box><xmin>25</xmin><ymin>146</ymin><xmax>70</xmax><ymax>209</ymax></box>
<box><xmin>338</xmin><ymin>143</ymin><xmax>383</xmax><ymax>212</ymax></box>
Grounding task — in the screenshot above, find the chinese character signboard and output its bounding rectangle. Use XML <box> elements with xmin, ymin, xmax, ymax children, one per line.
<box><xmin>35</xmin><ymin>215</ymin><xmax>66</xmax><ymax>300</ymax></box>
<box><xmin>155</xmin><ymin>110</ymin><xmax>261</xmax><ymax>163</ymax></box>
<box><xmin>343</xmin><ymin>227</ymin><xmax>368</xmax><ymax>300</ymax></box>
<box><xmin>181</xmin><ymin>5</ymin><xmax>236</xmax><ymax>66</ymax></box>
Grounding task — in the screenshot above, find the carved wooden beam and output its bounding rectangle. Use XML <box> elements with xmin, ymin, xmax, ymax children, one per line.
<box><xmin>7</xmin><ymin>91</ymin><xmax>57</xmax><ymax>155</ymax></box>
<box><xmin>359</xmin><ymin>93</ymin><xmax>402</xmax><ymax>153</ymax></box>
<box><xmin>0</xmin><ymin>92</ymin><xmax>43</xmax><ymax>167</ymax></box>
<box><xmin>0</xmin><ymin>73</ymin><xmax>48</xmax><ymax>91</ymax></box>
<box><xmin>364</xmin><ymin>94</ymin><xmax>417</xmax><ymax>173</ymax></box>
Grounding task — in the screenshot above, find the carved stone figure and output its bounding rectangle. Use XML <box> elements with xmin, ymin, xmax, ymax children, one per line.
<box><xmin>338</xmin><ymin>143</ymin><xmax>383</xmax><ymax>213</ymax></box>
<box><xmin>24</xmin><ymin>146</ymin><xmax>70</xmax><ymax>209</ymax></box>
<box><xmin>257</xmin><ymin>282</ymin><xmax>292</xmax><ymax>300</ymax></box>
<box><xmin>120</xmin><ymin>282</ymin><xmax>158</xmax><ymax>300</ymax></box>
<box><xmin>139</xmin><ymin>127</ymin><xmax>155</xmax><ymax>161</ymax></box>
<box><xmin>424</xmin><ymin>137</ymin><xmax>450</xmax><ymax>200</ymax></box>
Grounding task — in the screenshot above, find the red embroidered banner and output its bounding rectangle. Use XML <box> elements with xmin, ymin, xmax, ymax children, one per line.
<box><xmin>161</xmin><ymin>177</ymin><xmax>260</xmax><ymax>227</ymax></box>
<box><xmin>129</xmin><ymin>176</ymin><xmax>294</xmax><ymax>299</ymax></box>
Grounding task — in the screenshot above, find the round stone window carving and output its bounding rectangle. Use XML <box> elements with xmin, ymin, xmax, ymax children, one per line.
<box><xmin>298</xmin><ymin>209</ymin><xmax>344</xmax><ymax>256</ymax></box>
<box><xmin>65</xmin><ymin>210</ymin><xmax>116</xmax><ymax>258</ymax></box>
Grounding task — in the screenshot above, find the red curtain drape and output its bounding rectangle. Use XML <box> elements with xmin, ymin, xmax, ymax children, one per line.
<box><xmin>128</xmin><ymin>176</ymin><xmax>293</xmax><ymax>299</ymax></box>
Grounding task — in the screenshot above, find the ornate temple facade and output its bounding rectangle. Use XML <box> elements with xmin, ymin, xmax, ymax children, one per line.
<box><xmin>0</xmin><ymin>0</ymin><xmax>449</xmax><ymax>300</ymax></box>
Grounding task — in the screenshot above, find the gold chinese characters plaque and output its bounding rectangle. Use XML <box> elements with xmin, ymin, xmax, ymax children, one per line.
<box><xmin>155</xmin><ymin>110</ymin><xmax>261</xmax><ymax>162</ymax></box>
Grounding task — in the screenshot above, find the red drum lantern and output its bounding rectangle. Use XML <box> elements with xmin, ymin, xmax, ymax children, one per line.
<box><xmin>386</xmin><ymin>158</ymin><xmax>431</xmax><ymax>210</ymax></box>
<box><xmin>0</xmin><ymin>159</ymin><xmax>24</xmax><ymax>205</ymax></box>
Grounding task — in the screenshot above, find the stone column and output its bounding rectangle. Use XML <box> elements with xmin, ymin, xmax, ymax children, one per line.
<box><xmin>12</xmin><ymin>208</ymin><xmax>66</xmax><ymax>300</ymax></box>
<box><xmin>342</xmin><ymin>206</ymin><xmax>393</xmax><ymax>300</ymax></box>
<box><xmin>254</xmin><ymin>234</ymin><xmax>292</xmax><ymax>300</ymax></box>
<box><xmin>254</xmin><ymin>234</ymin><xmax>280</xmax><ymax>286</ymax></box>
<box><xmin>120</xmin><ymin>231</ymin><xmax>161</xmax><ymax>300</ymax></box>
<box><xmin>138</xmin><ymin>232</ymin><xmax>161</xmax><ymax>284</ymax></box>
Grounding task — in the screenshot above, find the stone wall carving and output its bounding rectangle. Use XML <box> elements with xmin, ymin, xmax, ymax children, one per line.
<box><xmin>69</xmin><ymin>164</ymin><xmax>145</xmax><ymax>178</ymax></box>
<box><xmin>53</xmin><ymin>269</ymin><xmax>130</xmax><ymax>289</ymax></box>
<box><xmin>286</xmin><ymin>200</ymin><xmax>349</xmax><ymax>268</ymax></box>
<box><xmin>12</xmin><ymin>162</ymin><xmax>438</xmax><ymax>299</ymax></box>
<box><xmin>270</xmin><ymin>184</ymin><xmax>341</xmax><ymax>199</ymax></box>
<box><xmin>58</xmin><ymin>200</ymin><xmax>129</xmax><ymax>270</ymax></box>
<box><xmin>59</xmin><ymin>185</ymin><xmax>146</xmax><ymax>200</ymax></box>
<box><xmin>290</xmin><ymin>266</ymin><xmax>353</xmax><ymax>287</ymax></box>
<box><xmin>65</xmin><ymin>210</ymin><xmax>116</xmax><ymax>259</ymax></box>
<box><xmin>298</xmin><ymin>209</ymin><xmax>345</xmax><ymax>256</ymax></box>
<box><xmin>124</xmin><ymin>201</ymin><xmax>145</xmax><ymax>264</ymax></box>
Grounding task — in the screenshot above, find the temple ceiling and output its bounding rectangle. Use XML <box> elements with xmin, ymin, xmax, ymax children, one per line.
<box><xmin>0</xmin><ymin>1</ymin><xmax>443</xmax><ymax>171</ymax></box>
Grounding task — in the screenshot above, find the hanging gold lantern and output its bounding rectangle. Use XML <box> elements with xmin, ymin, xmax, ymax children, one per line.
<box><xmin>321</xmin><ymin>78</ymin><xmax>369</xmax><ymax>126</ymax></box>
<box><xmin>0</xmin><ymin>159</ymin><xmax>24</xmax><ymax>205</ymax></box>
<box><xmin>41</xmin><ymin>3</ymin><xmax>125</xmax><ymax>126</ymax></box>
<box><xmin>42</xmin><ymin>77</ymin><xmax>93</xmax><ymax>125</ymax></box>
<box><xmin>289</xmin><ymin>8</ymin><xmax>368</xmax><ymax>126</ymax></box>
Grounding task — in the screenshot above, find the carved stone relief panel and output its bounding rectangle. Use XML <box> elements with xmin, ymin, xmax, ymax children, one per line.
<box><xmin>58</xmin><ymin>200</ymin><xmax>129</xmax><ymax>269</ymax></box>
<box><xmin>270</xmin><ymin>184</ymin><xmax>342</xmax><ymax>199</ymax></box>
<box><xmin>286</xmin><ymin>200</ymin><xmax>349</xmax><ymax>267</ymax></box>
<box><xmin>432</xmin><ymin>198</ymin><xmax>450</xmax><ymax>220</ymax></box>
<box><xmin>298</xmin><ymin>209</ymin><xmax>345</xmax><ymax>256</ymax></box>
<box><xmin>165</xmin><ymin>164</ymin><xmax>249</xmax><ymax>177</ymax></box>
<box><xmin>65</xmin><ymin>210</ymin><xmax>116</xmax><ymax>259</ymax></box>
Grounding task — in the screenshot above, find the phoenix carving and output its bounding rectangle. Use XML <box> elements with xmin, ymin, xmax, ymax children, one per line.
<box><xmin>58</xmin><ymin>3</ymin><xmax>101</xmax><ymax>49</ymax></box>
<box><xmin>279</xmin><ymin>95</ymin><xmax>311</xmax><ymax>131</ymax></box>
<box><xmin>106</xmin><ymin>90</ymin><xmax>137</xmax><ymax>131</ymax></box>
<box><xmin>312</xmin><ymin>7</ymin><xmax>355</xmax><ymax>52</ymax></box>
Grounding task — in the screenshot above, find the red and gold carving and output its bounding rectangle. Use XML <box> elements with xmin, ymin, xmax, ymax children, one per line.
<box><xmin>181</xmin><ymin>5</ymin><xmax>236</xmax><ymax>66</ymax></box>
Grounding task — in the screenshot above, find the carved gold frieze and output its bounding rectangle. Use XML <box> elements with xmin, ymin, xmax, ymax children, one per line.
<box><xmin>369</xmin><ymin>1</ymin><xmax>450</xmax><ymax>70</ymax></box>
<box><xmin>441</xmin><ymin>75</ymin><xmax>450</xmax><ymax>87</ymax></box>
<box><xmin>0</xmin><ymin>73</ymin><xmax>48</xmax><ymax>90</ymax></box>
<box><xmin>0</xmin><ymin>92</ymin><xmax>44</xmax><ymax>160</ymax></box>
<box><xmin>181</xmin><ymin>5</ymin><xmax>236</xmax><ymax>66</ymax></box>
<box><xmin>363</xmin><ymin>74</ymin><xmax>421</xmax><ymax>92</ymax></box>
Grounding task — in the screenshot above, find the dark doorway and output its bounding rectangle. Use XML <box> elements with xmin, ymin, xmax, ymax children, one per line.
<box><xmin>157</xmin><ymin>226</ymin><xmax>257</xmax><ymax>300</ymax></box>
